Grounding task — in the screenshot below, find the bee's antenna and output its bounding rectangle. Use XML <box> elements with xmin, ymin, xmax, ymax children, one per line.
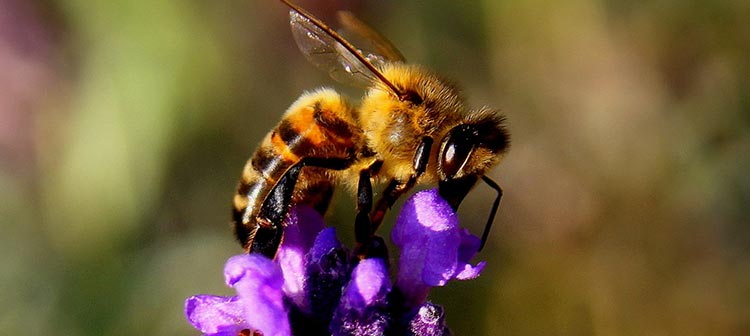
<box><xmin>278</xmin><ymin>0</ymin><xmax>407</xmax><ymax>100</ymax></box>
<box><xmin>479</xmin><ymin>175</ymin><xmax>503</xmax><ymax>251</ymax></box>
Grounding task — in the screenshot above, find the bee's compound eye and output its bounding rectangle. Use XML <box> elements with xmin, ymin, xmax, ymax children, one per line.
<box><xmin>440</xmin><ymin>126</ymin><xmax>475</xmax><ymax>180</ymax></box>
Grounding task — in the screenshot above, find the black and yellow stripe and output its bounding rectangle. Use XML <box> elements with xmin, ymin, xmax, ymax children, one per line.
<box><xmin>232</xmin><ymin>89</ymin><xmax>362</xmax><ymax>254</ymax></box>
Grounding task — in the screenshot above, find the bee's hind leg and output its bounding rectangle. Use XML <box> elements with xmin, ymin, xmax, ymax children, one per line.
<box><xmin>254</xmin><ymin>157</ymin><xmax>353</xmax><ymax>258</ymax></box>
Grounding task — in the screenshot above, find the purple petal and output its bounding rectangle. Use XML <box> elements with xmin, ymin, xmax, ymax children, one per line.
<box><xmin>184</xmin><ymin>295</ymin><xmax>246</xmax><ymax>335</ymax></box>
<box><xmin>454</xmin><ymin>228</ymin><xmax>486</xmax><ymax>280</ymax></box>
<box><xmin>224</xmin><ymin>254</ymin><xmax>281</xmax><ymax>287</ymax></box>
<box><xmin>304</xmin><ymin>228</ymin><xmax>351</xmax><ymax>320</ymax></box>
<box><xmin>392</xmin><ymin>189</ymin><xmax>485</xmax><ymax>307</ymax></box>
<box><xmin>309</xmin><ymin>227</ymin><xmax>344</xmax><ymax>261</ymax></box>
<box><xmin>224</xmin><ymin>254</ymin><xmax>291</xmax><ymax>336</ymax></box>
<box><xmin>276</xmin><ymin>205</ymin><xmax>327</xmax><ymax>307</ymax></box>
<box><xmin>457</xmin><ymin>228</ymin><xmax>481</xmax><ymax>262</ymax></box>
<box><xmin>330</xmin><ymin>258</ymin><xmax>392</xmax><ymax>335</ymax></box>
<box><xmin>345</xmin><ymin>258</ymin><xmax>391</xmax><ymax>308</ymax></box>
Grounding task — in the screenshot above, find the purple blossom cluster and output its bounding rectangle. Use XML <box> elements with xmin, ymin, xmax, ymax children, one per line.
<box><xmin>185</xmin><ymin>189</ymin><xmax>486</xmax><ymax>336</ymax></box>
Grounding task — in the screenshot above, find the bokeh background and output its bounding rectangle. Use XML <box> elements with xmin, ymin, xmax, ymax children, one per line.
<box><xmin>1</xmin><ymin>0</ymin><xmax>748</xmax><ymax>334</ymax></box>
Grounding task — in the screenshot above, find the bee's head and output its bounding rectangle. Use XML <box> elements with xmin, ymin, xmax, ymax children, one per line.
<box><xmin>437</xmin><ymin>108</ymin><xmax>510</xmax><ymax>182</ymax></box>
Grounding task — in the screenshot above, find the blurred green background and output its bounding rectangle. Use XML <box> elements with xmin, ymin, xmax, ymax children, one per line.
<box><xmin>1</xmin><ymin>0</ymin><xmax>748</xmax><ymax>335</ymax></box>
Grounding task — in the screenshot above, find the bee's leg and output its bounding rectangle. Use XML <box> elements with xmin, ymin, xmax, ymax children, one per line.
<box><xmin>478</xmin><ymin>176</ymin><xmax>503</xmax><ymax>251</ymax></box>
<box><xmin>438</xmin><ymin>175</ymin><xmax>503</xmax><ymax>252</ymax></box>
<box><xmin>252</xmin><ymin>163</ymin><xmax>305</xmax><ymax>258</ymax></box>
<box><xmin>354</xmin><ymin>160</ymin><xmax>387</xmax><ymax>259</ymax></box>
<box><xmin>368</xmin><ymin>179</ymin><xmax>412</xmax><ymax>232</ymax></box>
<box><xmin>369</xmin><ymin>136</ymin><xmax>433</xmax><ymax>232</ymax></box>
<box><xmin>254</xmin><ymin>157</ymin><xmax>353</xmax><ymax>258</ymax></box>
<box><xmin>248</xmin><ymin>221</ymin><xmax>283</xmax><ymax>259</ymax></box>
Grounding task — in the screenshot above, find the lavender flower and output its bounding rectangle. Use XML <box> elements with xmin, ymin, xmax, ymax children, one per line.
<box><xmin>185</xmin><ymin>254</ymin><xmax>290</xmax><ymax>335</ymax></box>
<box><xmin>392</xmin><ymin>190</ymin><xmax>486</xmax><ymax>308</ymax></box>
<box><xmin>329</xmin><ymin>258</ymin><xmax>392</xmax><ymax>335</ymax></box>
<box><xmin>185</xmin><ymin>189</ymin><xmax>486</xmax><ymax>335</ymax></box>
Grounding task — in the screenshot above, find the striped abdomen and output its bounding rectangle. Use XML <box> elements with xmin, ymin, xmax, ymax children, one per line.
<box><xmin>232</xmin><ymin>89</ymin><xmax>362</xmax><ymax>252</ymax></box>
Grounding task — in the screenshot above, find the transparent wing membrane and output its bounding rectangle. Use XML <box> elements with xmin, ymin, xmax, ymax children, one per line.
<box><xmin>337</xmin><ymin>11</ymin><xmax>405</xmax><ymax>63</ymax></box>
<box><xmin>290</xmin><ymin>10</ymin><xmax>380</xmax><ymax>88</ymax></box>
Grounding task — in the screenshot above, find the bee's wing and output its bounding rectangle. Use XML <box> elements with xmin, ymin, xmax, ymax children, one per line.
<box><xmin>289</xmin><ymin>9</ymin><xmax>400</xmax><ymax>89</ymax></box>
<box><xmin>336</xmin><ymin>11</ymin><xmax>405</xmax><ymax>63</ymax></box>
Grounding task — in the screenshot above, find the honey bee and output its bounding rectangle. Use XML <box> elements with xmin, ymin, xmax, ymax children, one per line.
<box><xmin>232</xmin><ymin>0</ymin><xmax>510</xmax><ymax>259</ymax></box>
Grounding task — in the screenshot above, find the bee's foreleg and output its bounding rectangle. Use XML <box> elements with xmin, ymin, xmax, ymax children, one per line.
<box><xmin>477</xmin><ymin>176</ymin><xmax>503</xmax><ymax>252</ymax></box>
<box><xmin>436</xmin><ymin>175</ymin><xmax>503</xmax><ymax>252</ymax></box>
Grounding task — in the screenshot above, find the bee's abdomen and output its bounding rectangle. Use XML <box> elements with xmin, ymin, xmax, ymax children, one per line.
<box><xmin>232</xmin><ymin>132</ymin><xmax>296</xmax><ymax>248</ymax></box>
<box><xmin>232</xmin><ymin>89</ymin><xmax>361</xmax><ymax>250</ymax></box>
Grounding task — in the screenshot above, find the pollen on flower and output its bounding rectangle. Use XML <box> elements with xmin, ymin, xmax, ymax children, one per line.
<box><xmin>238</xmin><ymin>328</ymin><xmax>262</xmax><ymax>336</ymax></box>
